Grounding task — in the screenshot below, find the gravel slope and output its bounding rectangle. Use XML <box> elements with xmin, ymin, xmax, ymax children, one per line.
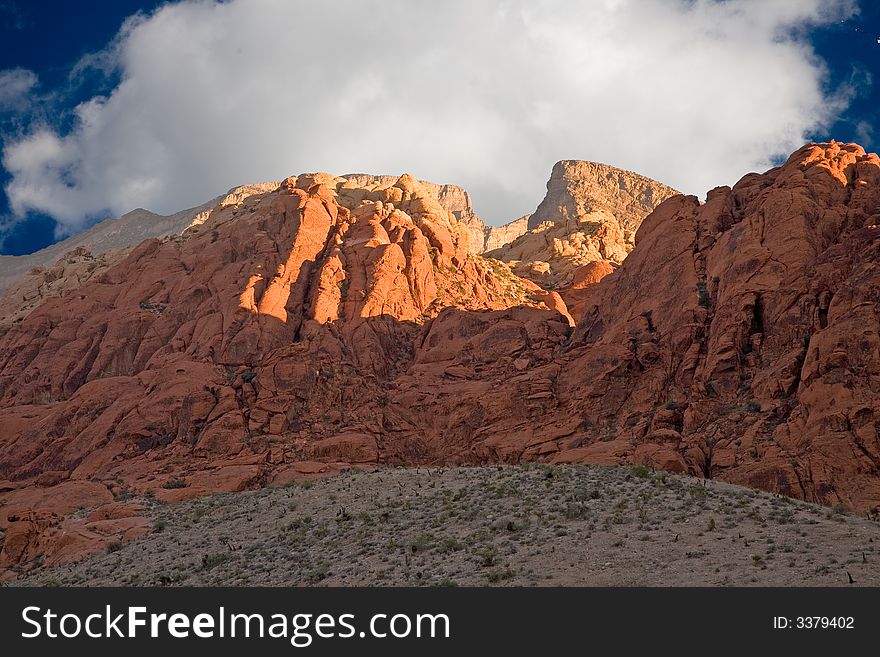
<box><xmin>15</xmin><ymin>464</ymin><xmax>880</xmax><ymax>587</ymax></box>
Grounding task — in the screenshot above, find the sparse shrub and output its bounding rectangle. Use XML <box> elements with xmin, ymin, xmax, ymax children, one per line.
<box><xmin>486</xmin><ymin>568</ymin><xmax>515</xmax><ymax>583</ymax></box>
<box><xmin>563</xmin><ymin>502</ymin><xmax>591</xmax><ymax>521</ymax></box>
<box><xmin>241</xmin><ymin>369</ymin><xmax>257</xmax><ymax>383</ymax></box>
<box><xmin>631</xmin><ymin>465</ymin><xmax>651</xmax><ymax>479</ymax></box>
<box><xmin>474</xmin><ymin>544</ymin><xmax>498</xmax><ymax>567</ymax></box>
<box><xmin>572</xmin><ymin>487</ymin><xmax>598</xmax><ymax>501</ymax></box>
<box><xmin>285</xmin><ymin>516</ymin><xmax>313</xmax><ymax>531</ymax></box>
<box><xmin>409</xmin><ymin>533</ymin><xmax>434</xmax><ymax>553</ymax></box>
<box><xmin>438</xmin><ymin>537</ymin><xmax>464</xmax><ymax>553</ymax></box>
<box><xmin>688</xmin><ymin>484</ymin><xmax>708</xmax><ymax>501</ymax></box>
<box><xmin>308</xmin><ymin>562</ymin><xmax>329</xmax><ymax>583</ymax></box>
<box><xmin>696</xmin><ymin>282</ymin><xmax>710</xmax><ymax>307</ymax></box>
<box><xmin>200</xmin><ymin>553</ymin><xmax>231</xmax><ymax>571</ymax></box>
<box><xmin>434</xmin><ymin>577</ymin><xmax>458</xmax><ymax>587</ymax></box>
<box><xmin>162</xmin><ymin>478</ymin><xmax>186</xmax><ymax>490</ymax></box>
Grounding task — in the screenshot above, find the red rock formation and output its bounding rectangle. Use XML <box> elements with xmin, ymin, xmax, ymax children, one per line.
<box><xmin>340</xmin><ymin>174</ymin><xmax>528</xmax><ymax>254</ymax></box>
<box><xmin>555</xmin><ymin>142</ymin><xmax>880</xmax><ymax>510</ymax></box>
<box><xmin>1</xmin><ymin>142</ymin><xmax>879</xmax><ymax>578</ymax></box>
<box><xmin>0</xmin><ymin>183</ymin><xmax>280</xmax><ymax>327</ymax></box>
<box><xmin>0</xmin><ymin>172</ymin><xmax>561</xmax><ymax>575</ymax></box>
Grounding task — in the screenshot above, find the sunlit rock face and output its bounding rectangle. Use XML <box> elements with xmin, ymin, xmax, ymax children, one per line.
<box><xmin>487</xmin><ymin>160</ymin><xmax>679</xmax><ymax>289</ymax></box>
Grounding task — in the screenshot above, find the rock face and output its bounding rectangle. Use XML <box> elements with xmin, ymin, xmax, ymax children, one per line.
<box><xmin>0</xmin><ymin>247</ymin><xmax>126</xmax><ymax>326</ymax></box>
<box><xmin>483</xmin><ymin>215</ymin><xmax>530</xmax><ymax>252</ymax></box>
<box><xmin>487</xmin><ymin>161</ymin><xmax>678</xmax><ymax>288</ymax></box>
<box><xmin>0</xmin><ymin>175</ymin><xmax>533</xmax><ymax>328</ymax></box>
<box><xmin>528</xmin><ymin>160</ymin><xmax>680</xmax><ymax>232</ymax></box>
<box><xmin>1</xmin><ymin>142</ymin><xmax>879</xmax><ymax>579</ymax></box>
<box><xmin>554</xmin><ymin>142</ymin><xmax>880</xmax><ymax>511</ymax></box>
<box><xmin>343</xmin><ymin>174</ymin><xmax>486</xmax><ymax>254</ymax></box>
<box><xmin>0</xmin><ymin>172</ymin><xmax>562</xmax><ymax>576</ymax></box>
<box><xmin>340</xmin><ymin>174</ymin><xmax>527</xmax><ymax>254</ymax></box>
<box><xmin>0</xmin><ymin>204</ymin><xmax>212</xmax><ymax>294</ymax></box>
<box><xmin>0</xmin><ymin>183</ymin><xmax>280</xmax><ymax>326</ymax></box>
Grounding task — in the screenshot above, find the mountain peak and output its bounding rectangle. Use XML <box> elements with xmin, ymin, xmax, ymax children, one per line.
<box><xmin>529</xmin><ymin>160</ymin><xmax>679</xmax><ymax>231</ymax></box>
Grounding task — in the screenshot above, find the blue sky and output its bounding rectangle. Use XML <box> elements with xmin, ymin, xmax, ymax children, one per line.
<box><xmin>1</xmin><ymin>0</ymin><xmax>166</xmax><ymax>254</ymax></box>
<box><xmin>0</xmin><ymin>0</ymin><xmax>878</xmax><ymax>256</ymax></box>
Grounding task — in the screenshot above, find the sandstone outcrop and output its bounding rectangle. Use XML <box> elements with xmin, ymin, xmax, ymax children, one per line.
<box><xmin>483</xmin><ymin>215</ymin><xmax>530</xmax><ymax>252</ymax></box>
<box><xmin>0</xmin><ymin>172</ymin><xmax>561</xmax><ymax>576</ymax></box>
<box><xmin>487</xmin><ymin>161</ymin><xmax>678</xmax><ymax>288</ymax></box>
<box><xmin>340</xmin><ymin>174</ymin><xmax>528</xmax><ymax>254</ymax></box>
<box><xmin>1</xmin><ymin>142</ymin><xmax>879</xmax><ymax>579</ymax></box>
<box><xmin>557</xmin><ymin>142</ymin><xmax>880</xmax><ymax>511</ymax></box>
<box><xmin>0</xmin><ymin>183</ymin><xmax>279</xmax><ymax>326</ymax></box>
<box><xmin>0</xmin><ymin>247</ymin><xmax>126</xmax><ymax>326</ymax></box>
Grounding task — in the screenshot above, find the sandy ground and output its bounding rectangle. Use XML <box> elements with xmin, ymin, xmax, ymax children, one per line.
<box><xmin>13</xmin><ymin>464</ymin><xmax>880</xmax><ymax>586</ymax></box>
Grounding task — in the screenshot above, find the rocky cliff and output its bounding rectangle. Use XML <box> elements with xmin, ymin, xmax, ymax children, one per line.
<box><xmin>1</xmin><ymin>142</ymin><xmax>879</xmax><ymax>579</ymax></box>
<box><xmin>487</xmin><ymin>161</ymin><xmax>678</xmax><ymax>288</ymax></box>
<box><xmin>0</xmin><ymin>171</ymin><xmax>567</xmax><ymax>577</ymax></box>
<box><xmin>0</xmin><ymin>183</ymin><xmax>280</xmax><ymax>326</ymax></box>
<box><xmin>341</xmin><ymin>174</ymin><xmax>528</xmax><ymax>254</ymax></box>
<box><xmin>484</xmin><ymin>215</ymin><xmax>530</xmax><ymax>252</ymax></box>
<box><xmin>552</xmin><ymin>142</ymin><xmax>880</xmax><ymax>511</ymax></box>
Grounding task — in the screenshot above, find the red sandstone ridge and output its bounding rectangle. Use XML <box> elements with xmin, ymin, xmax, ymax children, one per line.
<box><xmin>1</xmin><ymin>142</ymin><xmax>879</xmax><ymax>578</ymax></box>
<box><xmin>555</xmin><ymin>142</ymin><xmax>880</xmax><ymax>509</ymax></box>
<box><xmin>0</xmin><ymin>172</ymin><xmax>564</xmax><ymax>576</ymax></box>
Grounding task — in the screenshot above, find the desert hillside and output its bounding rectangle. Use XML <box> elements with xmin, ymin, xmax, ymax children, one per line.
<box><xmin>13</xmin><ymin>465</ymin><xmax>880</xmax><ymax>587</ymax></box>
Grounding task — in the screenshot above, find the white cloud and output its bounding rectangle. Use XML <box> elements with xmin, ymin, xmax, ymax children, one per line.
<box><xmin>0</xmin><ymin>68</ymin><xmax>37</xmax><ymax>111</ymax></box>
<box><xmin>0</xmin><ymin>0</ymin><xmax>859</xmax><ymax>234</ymax></box>
<box><xmin>855</xmin><ymin>120</ymin><xmax>874</xmax><ymax>146</ymax></box>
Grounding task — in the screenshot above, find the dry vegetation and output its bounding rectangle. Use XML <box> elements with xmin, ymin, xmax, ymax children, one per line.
<box><xmin>14</xmin><ymin>464</ymin><xmax>880</xmax><ymax>587</ymax></box>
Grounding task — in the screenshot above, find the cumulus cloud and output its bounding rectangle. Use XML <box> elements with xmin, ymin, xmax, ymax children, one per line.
<box><xmin>0</xmin><ymin>0</ymin><xmax>859</xmax><ymax>233</ymax></box>
<box><xmin>0</xmin><ymin>68</ymin><xmax>37</xmax><ymax>112</ymax></box>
